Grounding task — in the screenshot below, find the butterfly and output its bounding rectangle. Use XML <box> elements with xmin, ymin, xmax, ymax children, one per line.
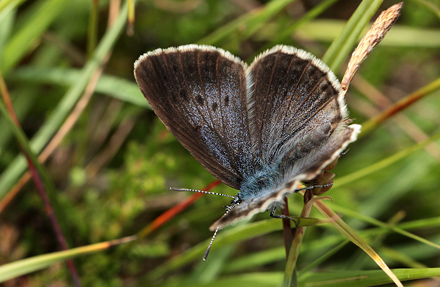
<box><xmin>134</xmin><ymin>44</ymin><xmax>361</xmax><ymax>235</ymax></box>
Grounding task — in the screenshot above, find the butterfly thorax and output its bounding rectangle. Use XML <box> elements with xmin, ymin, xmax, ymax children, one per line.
<box><xmin>237</xmin><ymin>166</ymin><xmax>282</xmax><ymax>202</ymax></box>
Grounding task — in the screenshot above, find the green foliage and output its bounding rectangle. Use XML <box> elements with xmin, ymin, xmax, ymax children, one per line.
<box><xmin>1</xmin><ymin>0</ymin><xmax>440</xmax><ymax>286</ymax></box>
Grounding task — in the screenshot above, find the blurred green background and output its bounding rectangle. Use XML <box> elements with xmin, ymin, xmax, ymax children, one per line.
<box><xmin>0</xmin><ymin>0</ymin><xmax>439</xmax><ymax>286</ymax></box>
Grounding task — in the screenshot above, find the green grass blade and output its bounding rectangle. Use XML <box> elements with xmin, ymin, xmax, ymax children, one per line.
<box><xmin>198</xmin><ymin>0</ymin><xmax>296</xmax><ymax>46</ymax></box>
<box><xmin>0</xmin><ymin>2</ymin><xmax>128</xmax><ymax>199</ymax></box>
<box><xmin>301</xmin><ymin>268</ymin><xmax>440</xmax><ymax>287</ymax></box>
<box><xmin>0</xmin><ymin>0</ymin><xmax>23</xmax><ymax>14</ymax></box>
<box><xmin>0</xmin><ymin>0</ymin><xmax>68</xmax><ymax>74</ymax></box>
<box><xmin>261</xmin><ymin>0</ymin><xmax>339</xmax><ymax>51</ymax></box>
<box><xmin>8</xmin><ymin>67</ymin><xmax>148</xmax><ymax>107</ymax></box>
<box><xmin>316</xmin><ymin>201</ymin><xmax>403</xmax><ymax>287</ymax></box>
<box><xmin>331</xmin><ymin>205</ymin><xmax>440</xmax><ymax>250</ymax></box>
<box><xmin>322</xmin><ymin>0</ymin><xmax>383</xmax><ymax>72</ymax></box>
<box><xmin>361</xmin><ymin>77</ymin><xmax>440</xmax><ymax>135</ymax></box>
<box><xmin>161</xmin><ymin>272</ymin><xmax>283</xmax><ymax>287</ymax></box>
<box><xmin>223</xmin><ymin>247</ymin><xmax>285</xmax><ymax>273</ymax></box>
<box><xmin>0</xmin><ymin>0</ymin><xmax>16</xmax><ymax>55</ymax></box>
<box><xmin>147</xmin><ymin>217</ymin><xmax>322</xmax><ymax>280</ymax></box>
<box><xmin>336</xmin><ymin>130</ymin><xmax>440</xmax><ymax>189</ymax></box>
<box><xmin>0</xmin><ymin>91</ymin><xmax>73</xmax><ymax>242</ymax></box>
<box><xmin>415</xmin><ymin>0</ymin><xmax>440</xmax><ymax>18</ymax></box>
<box><xmin>295</xmin><ymin>20</ymin><xmax>440</xmax><ymax>47</ymax></box>
<box><xmin>0</xmin><ymin>236</ymin><xmax>136</xmax><ymax>282</ymax></box>
<box><xmin>146</xmin><ymin>220</ymin><xmax>279</xmax><ymax>280</ymax></box>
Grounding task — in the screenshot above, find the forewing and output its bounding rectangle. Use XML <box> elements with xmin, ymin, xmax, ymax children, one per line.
<box><xmin>134</xmin><ymin>45</ymin><xmax>254</xmax><ymax>189</ymax></box>
<box><xmin>210</xmin><ymin>124</ymin><xmax>361</xmax><ymax>231</ymax></box>
<box><xmin>247</xmin><ymin>46</ymin><xmax>349</xmax><ymax>171</ymax></box>
<box><xmin>210</xmin><ymin>46</ymin><xmax>362</xmax><ymax>230</ymax></box>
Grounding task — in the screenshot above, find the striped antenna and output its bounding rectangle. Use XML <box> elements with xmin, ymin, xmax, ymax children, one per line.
<box><xmin>170</xmin><ymin>187</ymin><xmax>234</xmax><ymax>199</ymax></box>
<box><xmin>203</xmin><ymin>227</ymin><xmax>220</xmax><ymax>261</ymax></box>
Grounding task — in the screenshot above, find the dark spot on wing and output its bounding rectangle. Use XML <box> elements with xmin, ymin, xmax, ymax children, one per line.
<box><xmin>320</xmin><ymin>81</ymin><xmax>330</xmax><ymax>92</ymax></box>
<box><xmin>224</xmin><ymin>95</ymin><xmax>229</xmax><ymax>106</ymax></box>
<box><xmin>179</xmin><ymin>88</ymin><xmax>188</xmax><ymax>101</ymax></box>
<box><xmin>212</xmin><ymin>102</ymin><xmax>218</xmax><ymax>111</ymax></box>
<box><xmin>196</xmin><ymin>95</ymin><xmax>204</xmax><ymax>105</ymax></box>
<box><xmin>319</xmin><ymin>122</ymin><xmax>332</xmax><ymax>136</ymax></box>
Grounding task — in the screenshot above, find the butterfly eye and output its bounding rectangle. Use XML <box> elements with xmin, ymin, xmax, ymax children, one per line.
<box><xmin>227</xmin><ymin>196</ymin><xmax>240</xmax><ymax>208</ymax></box>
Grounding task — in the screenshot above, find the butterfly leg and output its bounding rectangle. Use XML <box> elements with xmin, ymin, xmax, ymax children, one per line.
<box><xmin>269</xmin><ymin>207</ymin><xmax>298</xmax><ymax>227</ymax></box>
<box><xmin>296</xmin><ymin>183</ymin><xmax>333</xmax><ymax>193</ymax></box>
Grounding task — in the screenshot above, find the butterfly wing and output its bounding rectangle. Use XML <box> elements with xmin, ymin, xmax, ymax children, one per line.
<box><xmin>134</xmin><ymin>45</ymin><xmax>255</xmax><ymax>189</ymax></box>
<box><xmin>210</xmin><ymin>124</ymin><xmax>360</xmax><ymax>231</ymax></box>
<box><xmin>135</xmin><ymin>44</ymin><xmax>361</xmax><ymax>231</ymax></box>
<box><xmin>210</xmin><ymin>46</ymin><xmax>362</xmax><ymax>230</ymax></box>
<box><xmin>247</xmin><ymin>46</ymin><xmax>351</xmax><ymax>170</ymax></box>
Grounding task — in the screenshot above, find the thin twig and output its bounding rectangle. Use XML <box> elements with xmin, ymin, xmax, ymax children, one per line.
<box><xmin>0</xmin><ymin>73</ymin><xmax>81</xmax><ymax>286</ymax></box>
<box><xmin>0</xmin><ymin>0</ymin><xmax>121</xmax><ymax>214</ymax></box>
<box><xmin>281</xmin><ymin>197</ymin><xmax>293</xmax><ymax>257</ymax></box>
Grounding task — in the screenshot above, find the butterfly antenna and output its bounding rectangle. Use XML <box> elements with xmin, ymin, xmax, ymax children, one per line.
<box><xmin>170</xmin><ymin>187</ymin><xmax>234</xmax><ymax>199</ymax></box>
<box><xmin>202</xmin><ymin>203</ymin><xmax>236</xmax><ymax>261</ymax></box>
<box><xmin>170</xmin><ymin>187</ymin><xmax>234</xmax><ymax>260</ymax></box>
<box><xmin>203</xmin><ymin>227</ymin><xmax>219</xmax><ymax>261</ymax></box>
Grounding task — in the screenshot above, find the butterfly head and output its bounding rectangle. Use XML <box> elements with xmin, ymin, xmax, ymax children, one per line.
<box><xmin>225</xmin><ymin>194</ymin><xmax>241</xmax><ymax>212</ymax></box>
